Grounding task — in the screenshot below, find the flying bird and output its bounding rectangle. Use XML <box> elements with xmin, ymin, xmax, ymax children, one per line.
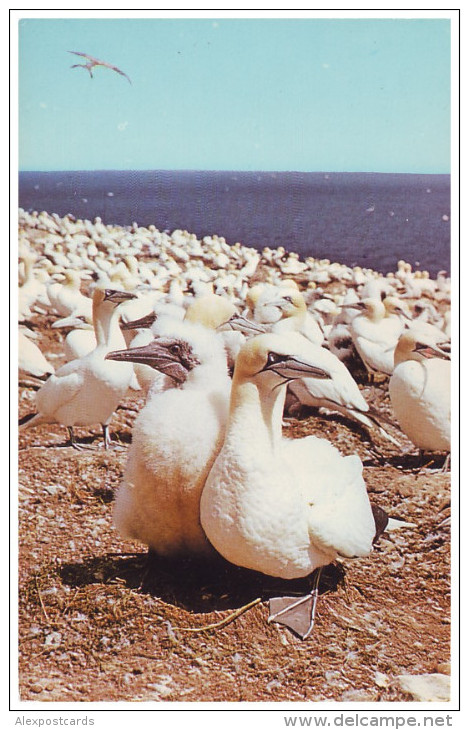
<box><xmin>68</xmin><ymin>51</ymin><xmax>131</xmax><ymax>84</ymax></box>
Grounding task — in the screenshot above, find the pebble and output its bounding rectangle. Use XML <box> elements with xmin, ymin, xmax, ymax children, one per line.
<box><xmin>397</xmin><ymin>673</ymin><xmax>450</xmax><ymax>702</ymax></box>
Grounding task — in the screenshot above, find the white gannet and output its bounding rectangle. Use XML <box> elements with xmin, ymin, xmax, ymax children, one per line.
<box><xmin>47</xmin><ymin>270</ymin><xmax>93</xmax><ymax>320</ymax></box>
<box><xmin>18</xmin><ymin>329</ymin><xmax>55</xmax><ymax>381</ymax></box>
<box><xmin>286</xmin><ymin>335</ymin><xmax>402</xmax><ymax>446</ymax></box>
<box><xmin>349</xmin><ymin>298</ymin><xmax>405</xmax><ymax>379</ymax></box>
<box><xmin>19</xmin><ymin>288</ymin><xmax>136</xmax><ymax>449</ymax></box>
<box><xmin>184</xmin><ymin>293</ymin><xmax>263</xmax><ymax>370</ymax></box>
<box><xmin>52</xmin><ymin>314</ymin><xmax>96</xmax><ymax>361</ymax></box>
<box><xmin>105</xmin><ymin>319</ymin><xmax>232</xmax><ymax>556</ymax></box>
<box><xmin>259</xmin><ymin>290</ymin><xmax>325</xmax><ymax>345</ymax></box>
<box><xmin>389</xmin><ymin>332</ymin><xmax>451</xmax><ymax>456</ymax></box>
<box><xmin>200</xmin><ymin>333</ymin><xmax>379</xmax><ymax>638</ymax></box>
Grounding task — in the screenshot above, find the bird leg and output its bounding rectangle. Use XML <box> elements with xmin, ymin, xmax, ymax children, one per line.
<box><xmin>268</xmin><ymin>567</ymin><xmax>322</xmax><ymax>641</ymax></box>
<box><xmin>66</xmin><ymin>426</ymin><xmax>93</xmax><ymax>451</ymax></box>
<box><xmin>101</xmin><ymin>423</ymin><xmax>125</xmax><ymax>451</ymax></box>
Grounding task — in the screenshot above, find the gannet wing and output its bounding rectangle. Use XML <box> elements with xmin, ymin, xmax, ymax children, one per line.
<box><xmin>35</xmin><ymin>367</ymin><xmax>84</xmax><ymax>417</ymax></box>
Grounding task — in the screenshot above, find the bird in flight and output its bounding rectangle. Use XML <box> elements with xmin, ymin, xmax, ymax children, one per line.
<box><xmin>68</xmin><ymin>51</ymin><xmax>132</xmax><ymax>84</ymax></box>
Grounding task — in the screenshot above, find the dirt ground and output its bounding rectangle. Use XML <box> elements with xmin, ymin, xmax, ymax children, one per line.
<box><xmin>17</xmin><ymin>313</ymin><xmax>451</xmax><ymax>704</ymax></box>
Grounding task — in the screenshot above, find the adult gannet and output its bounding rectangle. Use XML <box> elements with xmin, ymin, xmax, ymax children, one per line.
<box><xmin>47</xmin><ymin>270</ymin><xmax>93</xmax><ymax>320</ymax></box>
<box><xmin>18</xmin><ymin>329</ymin><xmax>55</xmax><ymax>381</ymax></box>
<box><xmin>349</xmin><ymin>298</ymin><xmax>405</xmax><ymax>379</ymax></box>
<box><xmin>389</xmin><ymin>332</ymin><xmax>451</xmax><ymax>456</ymax></box>
<box><xmin>200</xmin><ymin>333</ymin><xmax>380</xmax><ymax>639</ymax></box>
<box><xmin>286</xmin><ymin>335</ymin><xmax>401</xmax><ymax>446</ymax></box>
<box><xmin>52</xmin><ymin>314</ymin><xmax>96</xmax><ymax>361</ymax></box>
<box><xmin>19</xmin><ymin>288</ymin><xmax>136</xmax><ymax>449</ymax></box>
<box><xmin>105</xmin><ymin>320</ymin><xmax>232</xmax><ymax>556</ymax></box>
<box><xmin>260</xmin><ymin>290</ymin><xmax>325</xmax><ymax>345</ymax></box>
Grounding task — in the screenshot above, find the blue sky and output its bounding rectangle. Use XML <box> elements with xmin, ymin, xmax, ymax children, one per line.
<box><xmin>18</xmin><ymin>16</ymin><xmax>451</xmax><ymax>173</ymax></box>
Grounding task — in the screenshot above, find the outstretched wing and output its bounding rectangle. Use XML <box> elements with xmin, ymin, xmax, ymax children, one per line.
<box><xmin>101</xmin><ymin>61</ymin><xmax>132</xmax><ymax>84</ymax></box>
<box><xmin>68</xmin><ymin>51</ymin><xmax>131</xmax><ymax>84</ymax></box>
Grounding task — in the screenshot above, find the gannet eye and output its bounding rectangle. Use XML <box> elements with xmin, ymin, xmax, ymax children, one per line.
<box><xmin>283</xmin><ymin>295</ymin><xmax>293</xmax><ymax>303</ymax></box>
<box><xmin>168</xmin><ymin>343</ymin><xmax>182</xmax><ymax>357</ymax></box>
<box><xmin>266</xmin><ymin>351</ymin><xmax>288</xmax><ymax>366</ymax></box>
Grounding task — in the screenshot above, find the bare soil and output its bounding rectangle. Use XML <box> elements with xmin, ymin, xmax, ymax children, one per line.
<box><xmin>17</xmin><ymin>314</ymin><xmax>451</xmax><ymax>704</ymax></box>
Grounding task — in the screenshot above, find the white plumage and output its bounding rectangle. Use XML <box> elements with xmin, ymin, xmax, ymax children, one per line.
<box><xmin>106</xmin><ymin>319</ymin><xmax>232</xmax><ymax>556</ymax></box>
<box><xmin>389</xmin><ymin>332</ymin><xmax>450</xmax><ymax>453</ymax></box>
<box><xmin>20</xmin><ymin>288</ymin><xmax>136</xmax><ymax>448</ymax></box>
<box><xmin>200</xmin><ymin>333</ymin><xmax>376</xmax><ymax>580</ymax></box>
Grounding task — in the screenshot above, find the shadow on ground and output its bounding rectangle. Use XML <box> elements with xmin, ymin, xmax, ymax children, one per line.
<box><xmin>59</xmin><ymin>551</ymin><xmax>346</xmax><ymax>614</ymax></box>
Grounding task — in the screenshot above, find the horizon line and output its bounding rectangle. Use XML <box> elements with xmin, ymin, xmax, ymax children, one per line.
<box><xmin>18</xmin><ymin>168</ymin><xmax>451</xmax><ymax>176</ymax></box>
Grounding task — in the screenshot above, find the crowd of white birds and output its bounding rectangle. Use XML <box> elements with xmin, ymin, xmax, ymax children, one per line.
<box><xmin>18</xmin><ymin>207</ymin><xmax>451</xmax><ymax>638</ymax></box>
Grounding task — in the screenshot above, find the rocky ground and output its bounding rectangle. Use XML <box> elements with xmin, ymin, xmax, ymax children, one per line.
<box><xmin>17</xmin><ymin>312</ymin><xmax>451</xmax><ymax>704</ymax></box>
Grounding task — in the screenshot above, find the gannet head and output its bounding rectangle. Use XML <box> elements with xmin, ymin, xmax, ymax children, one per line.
<box><xmin>383</xmin><ymin>296</ymin><xmax>411</xmax><ymax>320</ymax></box>
<box><xmin>394</xmin><ymin>331</ymin><xmax>451</xmax><ymax>367</ymax></box>
<box><xmin>106</xmin><ymin>336</ymin><xmax>200</xmax><ymax>384</ymax></box>
<box><xmin>106</xmin><ymin>319</ymin><xmax>227</xmax><ymax>386</ymax></box>
<box><xmin>52</xmin><ymin>314</ymin><xmax>93</xmax><ymax>330</ymax></box>
<box><xmin>92</xmin><ymin>287</ymin><xmax>137</xmax><ymax>312</ymax></box>
<box><xmin>346</xmin><ymin>298</ymin><xmax>385</xmax><ymax>322</ymax></box>
<box><xmin>261</xmin><ymin>290</ymin><xmax>307</xmax><ymax>319</ymax></box>
<box><xmin>234</xmin><ymin>333</ymin><xmax>332</xmax><ymax>387</ymax></box>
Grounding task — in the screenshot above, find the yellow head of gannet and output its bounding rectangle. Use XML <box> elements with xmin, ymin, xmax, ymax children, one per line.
<box><xmin>393</xmin><ymin>331</ymin><xmax>450</xmax><ymax>368</ymax></box>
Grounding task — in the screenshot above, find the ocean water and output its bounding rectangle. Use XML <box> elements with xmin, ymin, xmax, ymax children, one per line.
<box><xmin>18</xmin><ymin>170</ymin><xmax>451</xmax><ymax>276</ymax></box>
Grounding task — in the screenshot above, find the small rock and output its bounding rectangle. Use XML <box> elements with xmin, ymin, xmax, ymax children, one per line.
<box><xmin>44</xmin><ymin>631</ymin><xmax>62</xmax><ymax>648</ymax></box>
<box><xmin>397</xmin><ymin>673</ymin><xmax>450</xmax><ymax>702</ymax></box>
<box><xmin>374</xmin><ymin>671</ymin><xmax>390</xmax><ymax>688</ymax></box>
<box><xmin>341</xmin><ymin>689</ymin><xmax>374</xmax><ymax>702</ymax></box>
<box><xmin>30</xmin><ymin>683</ymin><xmax>44</xmax><ymax>694</ymax></box>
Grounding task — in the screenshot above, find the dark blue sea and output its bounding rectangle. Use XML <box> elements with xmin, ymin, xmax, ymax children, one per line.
<box><xmin>18</xmin><ymin>170</ymin><xmax>451</xmax><ymax>276</ymax></box>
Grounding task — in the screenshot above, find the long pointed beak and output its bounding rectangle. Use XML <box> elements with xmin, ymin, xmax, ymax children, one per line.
<box><xmin>106</xmin><ymin>339</ymin><xmax>178</xmax><ymax>370</ymax></box>
<box><xmin>339</xmin><ymin>302</ymin><xmax>366</xmax><ymax>311</ymax></box>
<box><xmin>103</xmin><ymin>289</ymin><xmax>137</xmax><ymax>303</ymax></box>
<box><xmin>121</xmin><ymin>312</ymin><xmax>157</xmax><ymax>330</ymax></box>
<box><xmin>52</xmin><ymin>315</ymin><xmax>90</xmax><ymax>329</ymax></box>
<box><xmin>264</xmin><ymin>356</ymin><xmax>331</xmax><ymax>380</ymax></box>
<box><xmin>218</xmin><ymin>313</ymin><xmax>266</xmax><ymax>335</ymax></box>
<box><xmin>413</xmin><ymin>342</ymin><xmax>451</xmax><ymax>360</ymax></box>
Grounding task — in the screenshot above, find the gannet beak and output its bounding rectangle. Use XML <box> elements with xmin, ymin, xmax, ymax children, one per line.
<box><xmin>218</xmin><ymin>313</ymin><xmax>266</xmax><ymax>335</ymax></box>
<box><xmin>120</xmin><ymin>312</ymin><xmax>158</xmax><ymax>330</ymax></box>
<box><xmin>106</xmin><ymin>339</ymin><xmax>188</xmax><ymax>383</ymax></box>
<box><xmin>340</xmin><ymin>302</ymin><xmax>366</xmax><ymax>311</ymax></box>
<box><xmin>52</xmin><ymin>315</ymin><xmax>87</xmax><ymax>329</ymax></box>
<box><xmin>413</xmin><ymin>342</ymin><xmax>451</xmax><ymax>360</ymax></box>
<box><xmin>103</xmin><ymin>289</ymin><xmax>137</xmax><ymax>303</ymax></box>
<box><xmin>106</xmin><ymin>339</ymin><xmax>165</xmax><ymax>367</ymax></box>
<box><xmin>262</xmin><ymin>353</ymin><xmax>331</xmax><ymax>380</ymax></box>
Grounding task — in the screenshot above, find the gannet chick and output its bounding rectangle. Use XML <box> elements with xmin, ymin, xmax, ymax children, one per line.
<box><xmin>105</xmin><ymin>320</ymin><xmax>231</xmax><ymax>556</ymax></box>
<box><xmin>19</xmin><ymin>288</ymin><xmax>136</xmax><ymax>449</ymax></box>
<box><xmin>389</xmin><ymin>332</ymin><xmax>451</xmax><ymax>456</ymax></box>
<box><xmin>200</xmin><ymin>333</ymin><xmax>377</xmax><ymax>638</ymax></box>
